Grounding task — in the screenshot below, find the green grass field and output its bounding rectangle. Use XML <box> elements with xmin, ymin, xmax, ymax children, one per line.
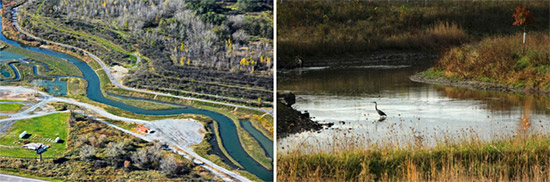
<box><xmin>0</xmin><ymin>100</ymin><xmax>26</xmax><ymax>102</ymax></box>
<box><xmin>0</xmin><ymin>103</ymin><xmax>24</xmax><ymax>113</ymax></box>
<box><xmin>0</xmin><ymin>112</ymin><xmax>69</xmax><ymax>158</ymax></box>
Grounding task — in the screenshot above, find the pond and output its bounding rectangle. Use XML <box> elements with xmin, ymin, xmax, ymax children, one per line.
<box><xmin>278</xmin><ymin>63</ymin><xmax>550</xmax><ymax>154</ymax></box>
<box><xmin>31</xmin><ymin>78</ymin><xmax>68</xmax><ymax>96</ymax></box>
<box><xmin>0</xmin><ymin>69</ymin><xmax>10</xmax><ymax>78</ymax></box>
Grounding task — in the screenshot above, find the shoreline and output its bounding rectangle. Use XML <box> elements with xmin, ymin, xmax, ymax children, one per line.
<box><xmin>278</xmin><ymin>51</ymin><xmax>438</xmax><ymax>70</ymax></box>
<box><xmin>410</xmin><ymin>71</ymin><xmax>550</xmax><ymax>94</ymax></box>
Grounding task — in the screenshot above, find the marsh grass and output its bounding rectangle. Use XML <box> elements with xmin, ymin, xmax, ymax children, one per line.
<box><xmin>431</xmin><ymin>32</ymin><xmax>550</xmax><ymax>91</ymax></box>
<box><xmin>278</xmin><ymin>129</ymin><xmax>550</xmax><ymax>181</ymax></box>
<box><xmin>277</xmin><ymin>1</ymin><xmax>549</xmax><ymax>67</ymax></box>
<box><xmin>384</xmin><ymin>21</ymin><xmax>467</xmax><ymax>50</ymax></box>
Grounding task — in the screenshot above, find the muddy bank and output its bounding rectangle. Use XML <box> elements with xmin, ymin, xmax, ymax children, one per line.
<box><xmin>410</xmin><ymin>71</ymin><xmax>550</xmax><ymax>94</ymax></box>
<box><xmin>278</xmin><ymin>51</ymin><xmax>438</xmax><ymax>69</ymax></box>
<box><xmin>277</xmin><ymin>93</ymin><xmax>332</xmax><ymax>139</ymax></box>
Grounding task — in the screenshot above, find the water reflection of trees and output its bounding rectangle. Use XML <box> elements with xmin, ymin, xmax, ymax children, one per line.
<box><xmin>278</xmin><ymin>67</ymin><xmax>424</xmax><ymax>95</ymax></box>
<box><xmin>434</xmin><ymin>86</ymin><xmax>550</xmax><ymax>115</ymax></box>
<box><xmin>518</xmin><ymin>97</ymin><xmax>533</xmax><ymax>138</ymax></box>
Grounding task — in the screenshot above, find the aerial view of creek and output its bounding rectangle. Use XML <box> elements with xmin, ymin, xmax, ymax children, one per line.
<box><xmin>0</xmin><ymin>1</ymin><xmax>272</xmax><ymax>180</ymax></box>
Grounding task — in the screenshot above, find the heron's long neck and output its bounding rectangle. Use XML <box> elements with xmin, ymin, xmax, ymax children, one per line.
<box><xmin>375</xmin><ymin>103</ymin><xmax>378</xmax><ymax>110</ymax></box>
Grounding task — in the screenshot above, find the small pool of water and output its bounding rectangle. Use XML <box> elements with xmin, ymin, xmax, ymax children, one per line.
<box><xmin>31</xmin><ymin>78</ymin><xmax>67</xmax><ymax>96</ymax></box>
<box><xmin>0</xmin><ymin>69</ymin><xmax>10</xmax><ymax>78</ymax></box>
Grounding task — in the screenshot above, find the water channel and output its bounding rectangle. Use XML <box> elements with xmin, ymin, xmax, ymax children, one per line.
<box><xmin>278</xmin><ymin>63</ymin><xmax>550</xmax><ymax>154</ymax></box>
<box><xmin>0</xmin><ymin>2</ymin><xmax>272</xmax><ymax>180</ymax></box>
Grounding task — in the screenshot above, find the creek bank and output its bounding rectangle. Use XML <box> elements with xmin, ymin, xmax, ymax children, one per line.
<box><xmin>410</xmin><ymin>71</ymin><xmax>550</xmax><ymax>94</ymax></box>
<box><xmin>278</xmin><ymin>51</ymin><xmax>438</xmax><ymax>69</ymax></box>
<box><xmin>277</xmin><ymin>93</ymin><xmax>333</xmax><ymax>139</ymax></box>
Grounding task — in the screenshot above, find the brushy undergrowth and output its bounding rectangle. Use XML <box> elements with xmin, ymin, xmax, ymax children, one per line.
<box><xmin>431</xmin><ymin>32</ymin><xmax>550</xmax><ymax>91</ymax></box>
<box><xmin>277</xmin><ymin>1</ymin><xmax>549</xmax><ymax>67</ymax></box>
<box><xmin>278</xmin><ymin>134</ymin><xmax>550</xmax><ymax>181</ymax></box>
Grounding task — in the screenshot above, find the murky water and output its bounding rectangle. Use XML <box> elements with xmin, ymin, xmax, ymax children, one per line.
<box><xmin>278</xmin><ymin>64</ymin><xmax>550</xmax><ymax>154</ymax></box>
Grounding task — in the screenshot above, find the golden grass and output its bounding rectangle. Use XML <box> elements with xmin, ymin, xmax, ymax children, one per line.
<box><xmin>278</xmin><ymin>132</ymin><xmax>550</xmax><ymax>181</ymax></box>
<box><xmin>384</xmin><ymin>21</ymin><xmax>467</xmax><ymax>50</ymax></box>
<box><xmin>432</xmin><ymin>31</ymin><xmax>550</xmax><ymax>91</ymax></box>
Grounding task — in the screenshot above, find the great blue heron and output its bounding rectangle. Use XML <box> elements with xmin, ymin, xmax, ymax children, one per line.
<box><xmin>372</xmin><ymin>102</ymin><xmax>387</xmax><ymax>118</ymax></box>
<box><xmin>295</xmin><ymin>56</ymin><xmax>303</xmax><ymax>67</ymax></box>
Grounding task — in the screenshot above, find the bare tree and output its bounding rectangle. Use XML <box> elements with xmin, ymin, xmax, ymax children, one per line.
<box><xmin>160</xmin><ymin>155</ymin><xmax>177</xmax><ymax>176</ymax></box>
<box><xmin>131</xmin><ymin>148</ymin><xmax>149</xmax><ymax>169</ymax></box>
<box><xmin>80</xmin><ymin>144</ymin><xmax>95</xmax><ymax>161</ymax></box>
<box><xmin>130</xmin><ymin>141</ymin><xmax>163</xmax><ymax>169</ymax></box>
<box><xmin>232</xmin><ymin>29</ymin><xmax>250</xmax><ymax>44</ymax></box>
<box><xmin>106</xmin><ymin>142</ymin><xmax>125</xmax><ymax>167</ymax></box>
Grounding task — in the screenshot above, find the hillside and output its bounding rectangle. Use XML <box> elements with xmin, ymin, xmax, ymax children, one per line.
<box><xmin>9</xmin><ymin>0</ymin><xmax>273</xmax><ymax>106</ymax></box>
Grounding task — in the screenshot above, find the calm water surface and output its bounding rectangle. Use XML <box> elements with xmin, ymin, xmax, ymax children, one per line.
<box><xmin>278</xmin><ymin>64</ymin><xmax>550</xmax><ymax>154</ymax></box>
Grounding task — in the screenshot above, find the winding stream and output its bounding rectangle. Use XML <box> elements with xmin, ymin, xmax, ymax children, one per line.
<box><xmin>278</xmin><ymin>64</ymin><xmax>550</xmax><ymax>154</ymax></box>
<box><xmin>0</xmin><ymin>2</ymin><xmax>272</xmax><ymax>180</ymax></box>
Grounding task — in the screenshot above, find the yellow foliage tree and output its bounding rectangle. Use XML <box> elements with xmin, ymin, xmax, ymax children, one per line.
<box><xmin>226</xmin><ymin>39</ymin><xmax>233</xmax><ymax>56</ymax></box>
<box><xmin>240</xmin><ymin>58</ymin><xmax>249</xmax><ymax>66</ymax></box>
<box><xmin>180</xmin><ymin>42</ymin><xmax>186</xmax><ymax>52</ymax></box>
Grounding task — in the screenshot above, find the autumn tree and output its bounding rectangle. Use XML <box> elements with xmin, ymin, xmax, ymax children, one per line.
<box><xmin>512</xmin><ymin>6</ymin><xmax>538</xmax><ymax>54</ymax></box>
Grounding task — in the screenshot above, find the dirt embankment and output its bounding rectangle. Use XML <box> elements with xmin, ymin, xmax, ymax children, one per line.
<box><xmin>410</xmin><ymin>72</ymin><xmax>550</xmax><ymax>94</ymax></box>
<box><xmin>279</xmin><ymin>51</ymin><xmax>438</xmax><ymax>69</ymax></box>
<box><xmin>277</xmin><ymin>93</ymin><xmax>332</xmax><ymax>138</ymax></box>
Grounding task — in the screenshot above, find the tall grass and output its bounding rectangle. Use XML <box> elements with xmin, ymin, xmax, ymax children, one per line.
<box><xmin>278</xmin><ymin>132</ymin><xmax>550</xmax><ymax>181</ymax></box>
<box><xmin>431</xmin><ymin>32</ymin><xmax>550</xmax><ymax>91</ymax></box>
<box><xmin>277</xmin><ymin>1</ymin><xmax>550</xmax><ymax>67</ymax></box>
<box><xmin>384</xmin><ymin>21</ymin><xmax>467</xmax><ymax>49</ymax></box>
